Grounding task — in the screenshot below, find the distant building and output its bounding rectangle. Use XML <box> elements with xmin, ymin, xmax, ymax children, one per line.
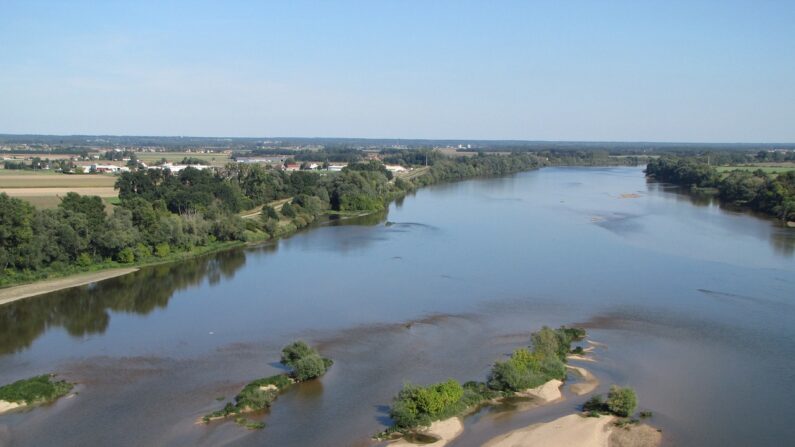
<box><xmin>150</xmin><ymin>163</ymin><xmax>210</xmax><ymax>173</ymax></box>
<box><xmin>385</xmin><ymin>164</ymin><xmax>408</xmax><ymax>173</ymax></box>
<box><xmin>90</xmin><ymin>164</ymin><xmax>129</xmax><ymax>174</ymax></box>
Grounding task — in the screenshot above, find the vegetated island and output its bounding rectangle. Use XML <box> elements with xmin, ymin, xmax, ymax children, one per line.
<box><xmin>379</xmin><ymin>326</ymin><xmax>586</xmax><ymax>445</ymax></box>
<box><xmin>0</xmin><ymin>374</ymin><xmax>74</xmax><ymax>415</ymax></box>
<box><xmin>380</xmin><ymin>327</ymin><xmax>661</xmax><ymax>447</ymax></box>
<box><xmin>201</xmin><ymin>341</ymin><xmax>332</xmax><ymax>430</ymax></box>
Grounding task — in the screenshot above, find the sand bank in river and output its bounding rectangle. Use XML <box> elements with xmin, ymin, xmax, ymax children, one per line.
<box><xmin>0</xmin><ymin>268</ymin><xmax>139</xmax><ymax>306</ymax></box>
<box><xmin>0</xmin><ymin>400</ymin><xmax>23</xmax><ymax>415</ymax></box>
<box><xmin>568</xmin><ymin>354</ymin><xmax>596</xmax><ymax>362</ymax></box>
<box><xmin>390</xmin><ymin>417</ymin><xmax>464</xmax><ymax>447</ymax></box>
<box><xmin>568</xmin><ymin>365</ymin><xmax>599</xmax><ymax>395</ymax></box>
<box><xmin>484</xmin><ymin>413</ymin><xmax>662</xmax><ymax>447</ymax></box>
<box><xmin>484</xmin><ymin>414</ymin><xmax>616</xmax><ymax>447</ymax></box>
<box><xmin>515</xmin><ymin>379</ymin><xmax>564</xmax><ymax>403</ymax></box>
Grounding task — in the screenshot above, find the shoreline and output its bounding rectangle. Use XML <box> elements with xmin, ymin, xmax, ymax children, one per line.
<box><xmin>0</xmin><ymin>268</ymin><xmax>140</xmax><ymax>306</ymax></box>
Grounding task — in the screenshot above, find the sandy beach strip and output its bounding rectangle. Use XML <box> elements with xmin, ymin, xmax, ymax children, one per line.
<box><xmin>390</xmin><ymin>417</ymin><xmax>464</xmax><ymax>447</ymax></box>
<box><xmin>483</xmin><ymin>414</ymin><xmax>615</xmax><ymax>447</ymax></box>
<box><xmin>0</xmin><ymin>267</ymin><xmax>139</xmax><ymax>306</ymax></box>
<box><xmin>0</xmin><ymin>400</ymin><xmax>23</xmax><ymax>415</ymax></box>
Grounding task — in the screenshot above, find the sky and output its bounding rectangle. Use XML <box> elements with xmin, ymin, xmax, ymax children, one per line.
<box><xmin>1</xmin><ymin>0</ymin><xmax>794</xmax><ymax>142</ymax></box>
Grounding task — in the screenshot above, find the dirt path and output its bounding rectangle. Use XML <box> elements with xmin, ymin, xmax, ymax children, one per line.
<box><xmin>0</xmin><ymin>268</ymin><xmax>139</xmax><ymax>306</ymax></box>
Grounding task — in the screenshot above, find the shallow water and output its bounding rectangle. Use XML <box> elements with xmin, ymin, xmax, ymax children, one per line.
<box><xmin>1</xmin><ymin>167</ymin><xmax>793</xmax><ymax>446</ymax></box>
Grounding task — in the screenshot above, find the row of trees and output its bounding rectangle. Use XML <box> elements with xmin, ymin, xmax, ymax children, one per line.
<box><xmin>646</xmin><ymin>157</ymin><xmax>795</xmax><ymax>220</ymax></box>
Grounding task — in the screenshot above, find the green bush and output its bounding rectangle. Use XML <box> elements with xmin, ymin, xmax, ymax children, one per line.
<box><xmin>280</xmin><ymin>341</ymin><xmax>316</xmax><ymax>366</ymax></box>
<box><xmin>389</xmin><ymin>379</ymin><xmax>464</xmax><ymax>429</ymax></box>
<box><xmin>76</xmin><ymin>252</ymin><xmax>92</xmax><ymax>267</ymax></box>
<box><xmin>155</xmin><ymin>243</ymin><xmax>171</xmax><ymax>257</ymax></box>
<box><xmin>607</xmin><ymin>386</ymin><xmax>637</xmax><ymax>417</ymax></box>
<box><xmin>134</xmin><ymin>243</ymin><xmax>152</xmax><ymax>260</ymax></box>
<box><xmin>292</xmin><ymin>354</ymin><xmax>328</xmax><ymax>381</ymax></box>
<box><xmin>116</xmin><ymin>247</ymin><xmax>135</xmax><ymax>263</ymax></box>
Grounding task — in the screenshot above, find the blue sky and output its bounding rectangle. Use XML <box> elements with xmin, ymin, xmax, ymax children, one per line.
<box><xmin>1</xmin><ymin>0</ymin><xmax>793</xmax><ymax>142</ymax></box>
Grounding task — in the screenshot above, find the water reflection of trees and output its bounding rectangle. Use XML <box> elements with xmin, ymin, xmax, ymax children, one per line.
<box><xmin>647</xmin><ymin>179</ymin><xmax>795</xmax><ymax>256</ymax></box>
<box><xmin>0</xmin><ymin>249</ymin><xmax>246</xmax><ymax>355</ymax></box>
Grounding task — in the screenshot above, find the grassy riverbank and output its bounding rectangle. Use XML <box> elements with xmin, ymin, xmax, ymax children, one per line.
<box><xmin>0</xmin><ymin>240</ymin><xmax>244</xmax><ymax>293</ymax></box>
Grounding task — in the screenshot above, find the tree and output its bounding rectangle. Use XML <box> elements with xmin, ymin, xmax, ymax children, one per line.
<box><xmin>280</xmin><ymin>341</ymin><xmax>315</xmax><ymax>366</ymax></box>
<box><xmin>291</xmin><ymin>354</ymin><xmax>328</xmax><ymax>381</ymax></box>
<box><xmin>607</xmin><ymin>386</ymin><xmax>637</xmax><ymax>417</ymax></box>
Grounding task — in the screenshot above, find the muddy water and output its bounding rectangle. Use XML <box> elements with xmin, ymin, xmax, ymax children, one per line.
<box><xmin>0</xmin><ymin>167</ymin><xmax>793</xmax><ymax>446</ymax></box>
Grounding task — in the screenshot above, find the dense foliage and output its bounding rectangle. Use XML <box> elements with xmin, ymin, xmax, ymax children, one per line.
<box><xmin>280</xmin><ymin>340</ymin><xmax>333</xmax><ymax>381</ymax></box>
<box><xmin>387</xmin><ymin>326</ymin><xmax>585</xmax><ymax>431</ymax></box>
<box><xmin>646</xmin><ymin>157</ymin><xmax>795</xmax><ymax>220</ymax></box>
<box><xmin>487</xmin><ymin>326</ymin><xmax>583</xmax><ymax>392</ymax></box>
<box><xmin>583</xmin><ymin>385</ymin><xmax>638</xmax><ymax>418</ymax></box>
<box><xmin>0</xmin><ymin>374</ymin><xmax>73</xmax><ymax>405</ymax></box>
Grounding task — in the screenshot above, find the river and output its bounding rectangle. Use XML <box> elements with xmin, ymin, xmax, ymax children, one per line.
<box><xmin>1</xmin><ymin>166</ymin><xmax>793</xmax><ymax>446</ymax></box>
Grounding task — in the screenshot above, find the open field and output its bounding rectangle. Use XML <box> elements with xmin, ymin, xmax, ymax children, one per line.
<box><xmin>136</xmin><ymin>151</ymin><xmax>232</xmax><ymax>166</ymax></box>
<box><xmin>0</xmin><ymin>172</ymin><xmax>117</xmax><ymax>188</ymax></box>
<box><xmin>716</xmin><ymin>163</ymin><xmax>795</xmax><ymax>175</ymax></box>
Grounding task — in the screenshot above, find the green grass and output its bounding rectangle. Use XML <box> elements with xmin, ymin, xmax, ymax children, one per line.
<box><xmin>136</xmin><ymin>152</ymin><xmax>232</xmax><ymax>166</ymax></box>
<box><xmin>0</xmin><ymin>374</ymin><xmax>73</xmax><ymax>405</ymax></box>
<box><xmin>716</xmin><ymin>165</ymin><xmax>795</xmax><ymax>175</ymax></box>
<box><xmin>0</xmin><ymin>172</ymin><xmax>117</xmax><ymax>188</ymax></box>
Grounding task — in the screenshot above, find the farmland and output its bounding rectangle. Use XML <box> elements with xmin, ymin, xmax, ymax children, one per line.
<box><xmin>715</xmin><ymin>163</ymin><xmax>795</xmax><ymax>175</ymax></box>
<box><xmin>0</xmin><ymin>170</ymin><xmax>118</xmax><ymax>208</ymax></box>
<box><xmin>135</xmin><ymin>151</ymin><xmax>232</xmax><ymax>166</ymax></box>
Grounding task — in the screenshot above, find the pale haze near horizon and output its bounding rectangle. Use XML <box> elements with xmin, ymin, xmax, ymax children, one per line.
<box><xmin>1</xmin><ymin>0</ymin><xmax>793</xmax><ymax>143</ymax></box>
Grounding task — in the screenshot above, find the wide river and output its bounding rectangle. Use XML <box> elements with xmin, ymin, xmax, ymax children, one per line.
<box><xmin>1</xmin><ymin>167</ymin><xmax>794</xmax><ymax>446</ymax></box>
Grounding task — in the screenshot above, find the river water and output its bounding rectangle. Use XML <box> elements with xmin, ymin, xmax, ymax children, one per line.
<box><xmin>1</xmin><ymin>167</ymin><xmax>793</xmax><ymax>446</ymax></box>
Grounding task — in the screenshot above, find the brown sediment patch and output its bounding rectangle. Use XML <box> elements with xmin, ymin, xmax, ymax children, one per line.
<box><xmin>390</xmin><ymin>417</ymin><xmax>464</xmax><ymax>447</ymax></box>
<box><xmin>0</xmin><ymin>400</ymin><xmax>23</xmax><ymax>415</ymax></box>
<box><xmin>0</xmin><ymin>267</ymin><xmax>139</xmax><ymax>306</ymax></box>
<box><xmin>515</xmin><ymin>379</ymin><xmax>564</xmax><ymax>403</ymax></box>
<box><xmin>619</xmin><ymin>193</ymin><xmax>641</xmax><ymax>199</ymax></box>
<box><xmin>609</xmin><ymin>423</ymin><xmax>662</xmax><ymax>447</ymax></box>
<box><xmin>567</xmin><ymin>365</ymin><xmax>599</xmax><ymax>396</ymax></box>
<box><xmin>586</xmin><ymin>340</ymin><xmax>607</xmax><ymax>347</ymax></box>
<box><xmin>483</xmin><ymin>414</ymin><xmax>616</xmax><ymax>447</ymax></box>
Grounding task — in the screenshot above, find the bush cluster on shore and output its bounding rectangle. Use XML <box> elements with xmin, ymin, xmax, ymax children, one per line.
<box><xmin>202</xmin><ymin>341</ymin><xmax>332</xmax><ymax>429</ymax></box>
<box><xmin>583</xmin><ymin>385</ymin><xmax>638</xmax><ymax>417</ymax></box>
<box><xmin>386</xmin><ymin>326</ymin><xmax>585</xmax><ymax>432</ymax></box>
<box><xmin>0</xmin><ymin>374</ymin><xmax>73</xmax><ymax>405</ymax></box>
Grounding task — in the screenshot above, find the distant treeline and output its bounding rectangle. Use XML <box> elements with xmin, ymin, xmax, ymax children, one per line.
<box><xmin>646</xmin><ymin>157</ymin><xmax>795</xmax><ymax>221</ymax></box>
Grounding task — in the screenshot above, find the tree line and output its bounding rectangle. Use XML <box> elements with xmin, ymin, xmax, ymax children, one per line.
<box><xmin>646</xmin><ymin>157</ymin><xmax>795</xmax><ymax>221</ymax></box>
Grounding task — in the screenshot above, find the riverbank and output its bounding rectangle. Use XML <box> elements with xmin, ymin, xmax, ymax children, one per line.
<box><xmin>0</xmin><ymin>240</ymin><xmax>246</xmax><ymax>305</ymax></box>
<box><xmin>0</xmin><ymin>268</ymin><xmax>139</xmax><ymax>306</ymax></box>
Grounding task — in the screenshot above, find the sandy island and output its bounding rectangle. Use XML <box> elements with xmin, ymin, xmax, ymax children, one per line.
<box><xmin>390</xmin><ymin>417</ymin><xmax>464</xmax><ymax>447</ymax></box>
<box><xmin>0</xmin><ymin>268</ymin><xmax>139</xmax><ymax>306</ymax></box>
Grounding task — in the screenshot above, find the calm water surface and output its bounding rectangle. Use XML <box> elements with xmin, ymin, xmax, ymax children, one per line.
<box><xmin>1</xmin><ymin>167</ymin><xmax>793</xmax><ymax>446</ymax></box>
